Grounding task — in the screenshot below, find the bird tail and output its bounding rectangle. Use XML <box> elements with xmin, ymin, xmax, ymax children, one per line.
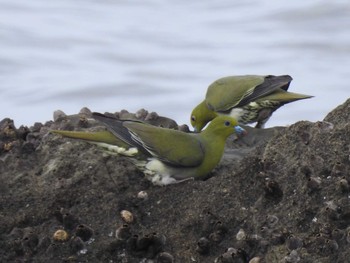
<box><xmin>51</xmin><ymin>130</ymin><xmax>139</xmax><ymax>157</ymax></box>
<box><xmin>261</xmin><ymin>90</ymin><xmax>314</xmax><ymax>103</ymax></box>
<box><xmin>51</xmin><ymin>130</ymin><xmax>121</xmax><ymax>145</ymax></box>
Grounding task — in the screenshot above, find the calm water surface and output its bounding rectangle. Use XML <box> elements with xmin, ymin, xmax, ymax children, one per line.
<box><xmin>1</xmin><ymin>0</ymin><xmax>349</xmax><ymax>127</ymax></box>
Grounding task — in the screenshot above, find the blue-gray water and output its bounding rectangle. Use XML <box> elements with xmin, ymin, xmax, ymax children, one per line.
<box><xmin>1</xmin><ymin>0</ymin><xmax>349</xmax><ymax>128</ymax></box>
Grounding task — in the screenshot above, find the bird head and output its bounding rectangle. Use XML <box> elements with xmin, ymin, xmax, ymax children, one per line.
<box><xmin>191</xmin><ymin>101</ymin><xmax>218</xmax><ymax>132</ymax></box>
<box><xmin>203</xmin><ymin>116</ymin><xmax>246</xmax><ymax>138</ymax></box>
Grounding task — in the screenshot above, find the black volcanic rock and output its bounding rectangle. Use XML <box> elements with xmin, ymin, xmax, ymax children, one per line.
<box><xmin>0</xmin><ymin>100</ymin><xmax>349</xmax><ymax>262</ymax></box>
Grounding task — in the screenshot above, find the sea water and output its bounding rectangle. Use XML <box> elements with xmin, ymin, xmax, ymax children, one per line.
<box><xmin>1</xmin><ymin>0</ymin><xmax>349</xmax><ymax>127</ymax></box>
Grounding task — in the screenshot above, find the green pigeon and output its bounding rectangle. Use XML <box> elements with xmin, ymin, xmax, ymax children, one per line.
<box><xmin>191</xmin><ymin>75</ymin><xmax>313</xmax><ymax>131</ymax></box>
<box><xmin>52</xmin><ymin>113</ymin><xmax>246</xmax><ymax>185</ymax></box>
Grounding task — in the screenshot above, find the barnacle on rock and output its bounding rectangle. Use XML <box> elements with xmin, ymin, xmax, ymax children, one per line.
<box><xmin>135</xmin><ymin>108</ymin><xmax>149</xmax><ymax>119</ymax></box>
<box><xmin>3</xmin><ymin>125</ymin><xmax>16</xmax><ymax>138</ymax></box>
<box><xmin>53</xmin><ymin>110</ymin><xmax>67</xmax><ymax>122</ymax></box>
<box><xmin>338</xmin><ymin>178</ymin><xmax>349</xmax><ymax>192</ymax></box>
<box><xmin>264</xmin><ymin>179</ymin><xmax>283</xmax><ymax>199</ymax></box>
<box><xmin>270</xmin><ymin>229</ymin><xmax>288</xmax><ymax>245</ymax></box>
<box><xmin>332</xmin><ymin>162</ymin><xmax>346</xmax><ymax>177</ymax></box>
<box><xmin>70</xmin><ymin>236</ymin><xmax>85</xmax><ymax>253</ymax></box>
<box><xmin>129</xmin><ymin>232</ymin><xmax>166</xmax><ymax>258</ymax></box>
<box><xmin>3</xmin><ymin>142</ymin><xmax>15</xmax><ymax>151</ymax></box>
<box><xmin>208</xmin><ymin>220</ymin><xmax>227</xmax><ymax>242</ymax></box>
<box><xmin>126</xmin><ymin>234</ymin><xmax>138</xmax><ymax>251</ymax></box>
<box><xmin>196</xmin><ymin>237</ymin><xmax>210</xmax><ymax>255</ymax></box>
<box><xmin>316</xmin><ymin>121</ymin><xmax>334</xmax><ymax>133</ymax></box>
<box><xmin>236</xmin><ymin>228</ymin><xmax>247</xmax><ymax>241</ymax></box>
<box><xmin>53</xmin><ymin>229</ymin><xmax>69</xmax><ymax>242</ymax></box>
<box><xmin>137</xmin><ymin>191</ymin><xmax>149</xmax><ymax>200</ymax></box>
<box><xmin>136</xmin><ymin>234</ymin><xmax>152</xmax><ymax>250</ymax></box>
<box><xmin>157</xmin><ymin>252</ymin><xmax>174</xmax><ymax>263</ymax></box>
<box><xmin>115</xmin><ymin>224</ymin><xmax>131</xmax><ymax>241</ymax></box>
<box><xmin>284</xmin><ymin>250</ymin><xmax>300</xmax><ymax>263</ymax></box>
<box><xmin>323</xmin><ymin>201</ymin><xmax>341</xmax><ymax>220</ymax></box>
<box><xmin>307</xmin><ymin>177</ymin><xmax>321</xmax><ymax>191</ymax></box>
<box><xmin>214</xmin><ymin>247</ymin><xmax>236</xmax><ymax>263</ymax></box>
<box><xmin>260</xmin><ymin>226</ymin><xmax>270</xmax><ymax>237</ymax></box>
<box><xmin>266</xmin><ymin>215</ymin><xmax>279</xmax><ymax>228</ymax></box>
<box><xmin>345</xmin><ymin>227</ymin><xmax>350</xmax><ymax>244</ymax></box>
<box><xmin>120</xmin><ymin>210</ymin><xmax>134</xmax><ymax>223</ymax></box>
<box><xmin>286</xmin><ymin>235</ymin><xmax>303</xmax><ymax>251</ymax></box>
<box><xmin>331</xmin><ymin>228</ymin><xmax>344</xmax><ymax>241</ymax></box>
<box><xmin>22</xmin><ymin>231</ymin><xmax>39</xmax><ymax>251</ymax></box>
<box><xmin>75</xmin><ymin>224</ymin><xmax>94</xmax><ymax>241</ymax></box>
<box><xmin>249</xmin><ymin>257</ymin><xmax>261</xmax><ymax>263</ymax></box>
<box><xmin>215</xmin><ymin>247</ymin><xmax>249</xmax><ymax>263</ymax></box>
<box><xmin>325</xmin><ymin>239</ymin><xmax>339</xmax><ymax>251</ymax></box>
<box><xmin>62</xmin><ymin>212</ymin><xmax>79</xmax><ymax>230</ymax></box>
<box><xmin>149</xmin><ymin>232</ymin><xmax>166</xmax><ymax>254</ymax></box>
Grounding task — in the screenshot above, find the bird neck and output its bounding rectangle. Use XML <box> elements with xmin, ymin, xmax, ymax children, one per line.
<box><xmin>199</xmin><ymin>100</ymin><xmax>218</xmax><ymax>121</ymax></box>
<box><xmin>201</xmin><ymin>128</ymin><xmax>228</xmax><ymax>156</ymax></box>
<box><xmin>196</xmin><ymin>132</ymin><xmax>227</xmax><ymax>176</ymax></box>
<box><xmin>201</xmin><ymin>129</ymin><xmax>228</xmax><ymax>147</ymax></box>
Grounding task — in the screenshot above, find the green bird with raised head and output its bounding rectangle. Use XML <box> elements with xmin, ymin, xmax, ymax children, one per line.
<box><xmin>191</xmin><ymin>75</ymin><xmax>313</xmax><ymax>131</ymax></box>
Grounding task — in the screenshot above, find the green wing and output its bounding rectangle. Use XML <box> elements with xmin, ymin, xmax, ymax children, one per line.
<box><xmin>124</xmin><ymin>122</ymin><xmax>205</xmax><ymax>167</ymax></box>
<box><xmin>206</xmin><ymin>75</ymin><xmax>292</xmax><ymax>111</ymax></box>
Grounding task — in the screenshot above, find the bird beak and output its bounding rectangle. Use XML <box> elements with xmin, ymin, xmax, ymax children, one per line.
<box><xmin>193</xmin><ymin>127</ymin><xmax>198</xmax><ymax>133</ymax></box>
<box><xmin>234</xmin><ymin>125</ymin><xmax>247</xmax><ymax>136</ymax></box>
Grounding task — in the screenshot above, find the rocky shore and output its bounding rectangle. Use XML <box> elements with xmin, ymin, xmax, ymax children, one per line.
<box><xmin>0</xmin><ymin>99</ymin><xmax>349</xmax><ymax>262</ymax></box>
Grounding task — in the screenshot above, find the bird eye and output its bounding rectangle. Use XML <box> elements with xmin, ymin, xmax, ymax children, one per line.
<box><xmin>191</xmin><ymin>116</ymin><xmax>196</xmax><ymax>122</ymax></box>
<box><xmin>224</xmin><ymin>121</ymin><xmax>230</xmax><ymax>127</ymax></box>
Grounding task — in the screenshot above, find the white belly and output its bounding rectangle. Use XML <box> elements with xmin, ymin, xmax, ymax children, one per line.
<box><xmin>217</xmin><ymin>108</ymin><xmax>245</xmax><ymax>120</ymax></box>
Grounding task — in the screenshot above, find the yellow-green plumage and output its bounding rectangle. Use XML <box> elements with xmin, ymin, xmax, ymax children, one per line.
<box><xmin>52</xmin><ymin>113</ymin><xmax>246</xmax><ymax>185</ymax></box>
<box><xmin>191</xmin><ymin>75</ymin><xmax>313</xmax><ymax>131</ymax></box>
<box><xmin>52</xmin><ymin>130</ymin><xmax>125</xmax><ymax>146</ymax></box>
<box><xmin>51</xmin><ymin>130</ymin><xmax>138</xmax><ymax>156</ymax></box>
